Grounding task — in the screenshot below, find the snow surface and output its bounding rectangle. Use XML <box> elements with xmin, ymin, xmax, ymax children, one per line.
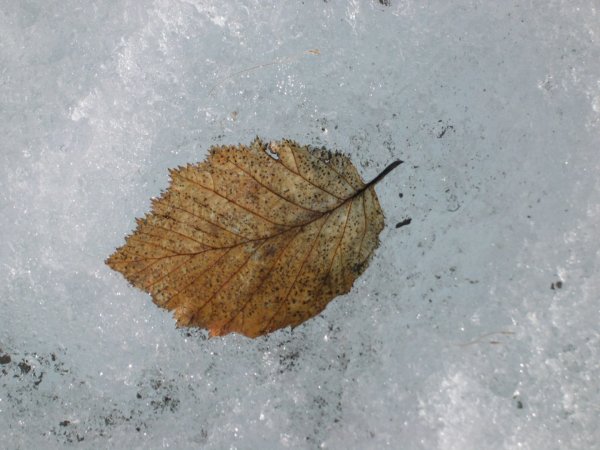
<box><xmin>1</xmin><ymin>1</ymin><xmax>600</xmax><ymax>449</ymax></box>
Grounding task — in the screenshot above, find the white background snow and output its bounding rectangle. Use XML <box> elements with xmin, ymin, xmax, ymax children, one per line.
<box><xmin>1</xmin><ymin>1</ymin><xmax>599</xmax><ymax>448</ymax></box>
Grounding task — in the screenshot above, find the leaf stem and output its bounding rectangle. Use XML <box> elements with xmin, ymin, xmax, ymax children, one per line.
<box><xmin>365</xmin><ymin>160</ymin><xmax>403</xmax><ymax>189</ymax></box>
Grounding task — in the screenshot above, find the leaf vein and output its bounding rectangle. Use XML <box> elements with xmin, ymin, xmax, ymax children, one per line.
<box><xmin>149</xmin><ymin>222</ymin><xmax>215</xmax><ymax>249</ymax></box>
<box><xmin>164</xmin><ymin>203</ymin><xmax>248</xmax><ymax>241</ymax></box>
<box><xmin>276</xmin><ymin>146</ymin><xmax>344</xmax><ymax>201</ymax></box>
<box><xmin>194</xmin><ymin>240</ymin><xmax>268</xmax><ymax>320</ymax></box>
<box><xmin>263</xmin><ymin>212</ymin><xmax>332</xmax><ymax>333</ymax></box>
<box><xmin>309</xmin><ymin>149</ymin><xmax>357</xmax><ymax>191</ymax></box>
<box><xmin>219</xmin><ymin>228</ymin><xmax>303</xmax><ymax>334</ymax></box>
<box><xmin>163</xmin><ymin>248</ymin><xmax>233</xmax><ymax>307</ymax></box>
<box><xmin>325</xmin><ymin>197</ymin><xmax>353</xmax><ymax>277</ymax></box>
<box><xmin>144</xmin><ymin>254</ymin><xmax>197</xmax><ymax>290</ymax></box>
<box><xmin>229</xmin><ymin>160</ymin><xmax>323</xmax><ymax>213</ymax></box>
<box><xmin>358</xmin><ymin>190</ymin><xmax>368</xmax><ymax>257</ymax></box>
<box><xmin>178</xmin><ymin>173</ymin><xmax>291</xmax><ymax>227</ymax></box>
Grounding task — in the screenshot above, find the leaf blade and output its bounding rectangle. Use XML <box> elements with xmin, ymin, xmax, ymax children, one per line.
<box><xmin>106</xmin><ymin>139</ymin><xmax>401</xmax><ymax>337</ymax></box>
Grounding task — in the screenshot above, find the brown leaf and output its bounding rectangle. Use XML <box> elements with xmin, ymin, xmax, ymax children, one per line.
<box><xmin>106</xmin><ymin>139</ymin><xmax>402</xmax><ymax>338</ymax></box>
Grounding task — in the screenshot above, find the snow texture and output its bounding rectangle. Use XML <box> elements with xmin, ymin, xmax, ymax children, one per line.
<box><xmin>1</xmin><ymin>1</ymin><xmax>599</xmax><ymax>449</ymax></box>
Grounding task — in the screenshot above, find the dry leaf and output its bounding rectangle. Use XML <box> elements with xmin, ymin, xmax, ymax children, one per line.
<box><xmin>106</xmin><ymin>139</ymin><xmax>401</xmax><ymax>338</ymax></box>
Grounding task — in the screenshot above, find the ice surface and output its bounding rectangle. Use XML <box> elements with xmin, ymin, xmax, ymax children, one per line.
<box><xmin>1</xmin><ymin>1</ymin><xmax>599</xmax><ymax>448</ymax></box>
